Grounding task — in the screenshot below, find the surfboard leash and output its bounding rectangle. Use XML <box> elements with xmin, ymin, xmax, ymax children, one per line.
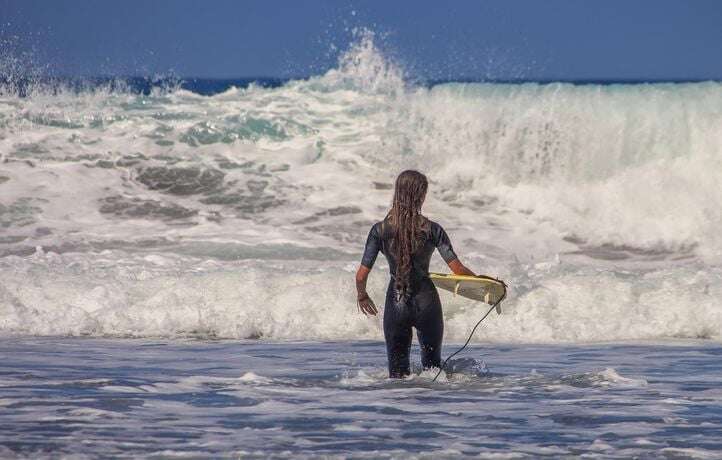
<box><xmin>431</xmin><ymin>280</ymin><xmax>507</xmax><ymax>383</ymax></box>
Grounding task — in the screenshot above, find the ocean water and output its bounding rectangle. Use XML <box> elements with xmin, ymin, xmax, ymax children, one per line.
<box><xmin>2</xmin><ymin>33</ymin><xmax>722</xmax><ymax>458</ymax></box>
<box><xmin>2</xmin><ymin>338</ymin><xmax>722</xmax><ymax>459</ymax></box>
<box><xmin>0</xmin><ymin>337</ymin><xmax>722</xmax><ymax>459</ymax></box>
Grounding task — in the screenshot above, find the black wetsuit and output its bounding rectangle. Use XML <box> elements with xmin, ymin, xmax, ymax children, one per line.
<box><xmin>361</xmin><ymin>218</ymin><xmax>458</xmax><ymax>378</ymax></box>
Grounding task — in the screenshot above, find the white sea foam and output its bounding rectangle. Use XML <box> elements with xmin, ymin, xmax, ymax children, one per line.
<box><xmin>1</xmin><ymin>34</ymin><xmax>722</xmax><ymax>341</ymax></box>
<box><xmin>1</xmin><ymin>249</ymin><xmax>720</xmax><ymax>342</ymax></box>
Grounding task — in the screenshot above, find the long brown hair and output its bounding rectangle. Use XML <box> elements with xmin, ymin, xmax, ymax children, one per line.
<box><xmin>387</xmin><ymin>170</ymin><xmax>430</xmax><ymax>297</ymax></box>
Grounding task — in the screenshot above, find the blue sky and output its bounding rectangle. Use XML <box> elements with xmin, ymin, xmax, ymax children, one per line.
<box><xmin>2</xmin><ymin>0</ymin><xmax>722</xmax><ymax>81</ymax></box>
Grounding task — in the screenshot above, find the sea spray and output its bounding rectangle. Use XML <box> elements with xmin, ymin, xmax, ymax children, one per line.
<box><xmin>1</xmin><ymin>34</ymin><xmax>721</xmax><ymax>340</ymax></box>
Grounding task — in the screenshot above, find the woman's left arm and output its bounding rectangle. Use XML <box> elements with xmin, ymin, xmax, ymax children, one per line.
<box><xmin>447</xmin><ymin>258</ymin><xmax>476</xmax><ymax>277</ymax></box>
<box><xmin>434</xmin><ymin>222</ymin><xmax>476</xmax><ymax>277</ymax></box>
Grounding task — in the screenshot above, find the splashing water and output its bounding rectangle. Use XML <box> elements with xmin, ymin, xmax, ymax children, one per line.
<box><xmin>1</xmin><ymin>33</ymin><xmax>722</xmax><ymax>341</ymax></box>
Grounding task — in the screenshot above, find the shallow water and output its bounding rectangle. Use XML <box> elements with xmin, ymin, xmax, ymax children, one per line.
<box><xmin>2</xmin><ymin>338</ymin><xmax>721</xmax><ymax>459</ymax></box>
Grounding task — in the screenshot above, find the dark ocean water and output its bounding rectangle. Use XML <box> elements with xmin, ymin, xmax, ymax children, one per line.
<box><xmin>3</xmin><ymin>75</ymin><xmax>720</xmax><ymax>97</ymax></box>
<box><xmin>2</xmin><ymin>338</ymin><xmax>722</xmax><ymax>459</ymax></box>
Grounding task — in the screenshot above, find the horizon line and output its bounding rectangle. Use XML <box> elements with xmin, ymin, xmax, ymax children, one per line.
<box><xmin>5</xmin><ymin>75</ymin><xmax>722</xmax><ymax>85</ymax></box>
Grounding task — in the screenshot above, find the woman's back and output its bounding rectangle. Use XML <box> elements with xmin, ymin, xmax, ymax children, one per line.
<box><xmin>361</xmin><ymin>218</ymin><xmax>458</xmax><ymax>290</ymax></box>
<box><xmin>354</xmin><ymin>170</ymin><xmax>477</xmax><ymax>378</ymax></box>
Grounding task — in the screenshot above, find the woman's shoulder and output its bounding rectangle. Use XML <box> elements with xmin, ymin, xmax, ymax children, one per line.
<box><xmin>426</xmin><ymin>218</ymin><xmax>443</xmax><ymax>231</ymax></box>
<box><xmin>425</xmin><ymin>219</ymin><xmax>449</xmax><ymax>240</ymax></box>
<box><xmin>370</xmin><ymin>216</ymin><xmax>395</xmax><ymax>238</ymax></box>
<box><xmin>374</xmin><ymin>218</ymin><xmax>390</xmax><ymax>237</ymax></box>
<box><xmin>366</xmin><ymin>219</ymin><xmax>384</xmax><ymax>235</ymax></box>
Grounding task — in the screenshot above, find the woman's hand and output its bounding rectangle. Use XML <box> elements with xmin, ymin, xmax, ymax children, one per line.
<box><xmin>357</xmin><ymin>293</ymin><xmax>378</xmax><ymax>316</ymax></box>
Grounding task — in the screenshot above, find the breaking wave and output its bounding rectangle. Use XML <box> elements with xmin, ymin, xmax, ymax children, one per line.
<box><xmin>2</xmin><ymin>31</ymin><xmax>722</xmax><ymax>341</ymax></box>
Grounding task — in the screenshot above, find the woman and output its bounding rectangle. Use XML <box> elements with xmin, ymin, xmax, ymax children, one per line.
<box><xmin>356</xmin><ymin>170</ymin><xmax>477</xmax><ymax>378</ymax></box>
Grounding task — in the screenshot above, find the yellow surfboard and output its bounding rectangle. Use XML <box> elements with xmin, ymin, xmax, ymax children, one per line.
<box><xmin>429</xmin><ymin>273</ymin><xmax>507</xmax><ymax>313</ymax></box>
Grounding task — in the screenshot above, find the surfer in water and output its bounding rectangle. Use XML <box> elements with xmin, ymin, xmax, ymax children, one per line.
<box><xmin>356</xmin><ymin>170</ymin><xmax>477</xmax><ymax>378</ymax></box>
